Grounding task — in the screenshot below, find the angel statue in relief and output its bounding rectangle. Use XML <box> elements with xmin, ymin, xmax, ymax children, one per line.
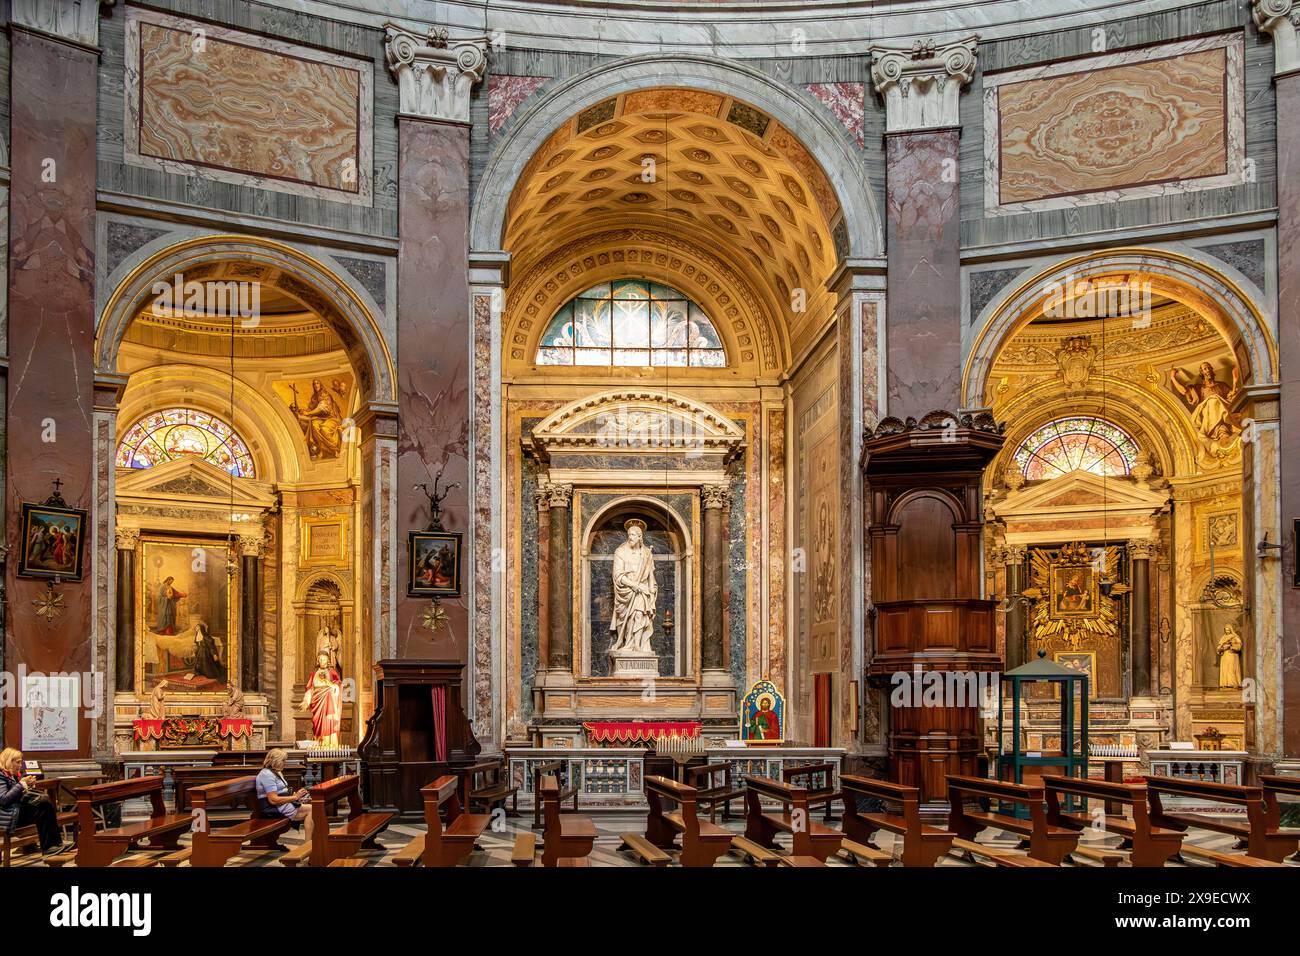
<box><xmin>1169</xmin><ymin>361</ymin><xmax>1240</xmax><ymax>455</ymax></box>
<box><xmin>608</xmin><ymin>519</ymin><xmax>657</xmax><ymax>657</ymax></box>
<box><xmin>1217</xmin><ymin>623</ymin><xmax>1244</xmax><ymax>689</ymax></box>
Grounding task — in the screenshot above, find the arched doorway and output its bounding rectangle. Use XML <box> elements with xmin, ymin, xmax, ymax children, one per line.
<box><xmin>94</xmin><ymin>236</ymin><xmax>397</xmax><ymax>751</ymax></box>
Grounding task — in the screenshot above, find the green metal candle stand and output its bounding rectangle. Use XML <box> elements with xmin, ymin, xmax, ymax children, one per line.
<box><xmin>996</xmin><ymin>650</ymin><xmax>1090</xmax><ymax>816</ymax></box>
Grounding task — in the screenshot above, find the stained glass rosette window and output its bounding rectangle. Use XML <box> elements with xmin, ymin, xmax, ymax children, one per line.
<box><xmin>116</xmin><ymin>408</ymin><xmax>256</xmax><ymax>478</ymax></box>
<box><xmin>536</xmin><ymin>280</ymin><xmax>725</xmax><ymax>367</ymax></box>
<box><xmin>1013</xmin><ymin>417</ymin><xmax>1139</xmax><ymax>481</ymax></box>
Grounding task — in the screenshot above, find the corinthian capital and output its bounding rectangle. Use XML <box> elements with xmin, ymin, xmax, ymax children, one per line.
<box><xmin>1254</xmin><ymin>0</ymin><xmax>1300</xmax><ymax>75</ymax></box>
<box><xmin>239</xmin><ymin>534</ymin><xmax>267</xmax><ymax>558</ymax></box>
<box><xmin>869</xmin><ymin>36</ymin><xmax>978</xmax><ymax>133</ymax></box>
<box><xmin>384</xmin><ymin>23</ymin><xmax>488</xmax><ymax>124</ymax></box>
<box><xmin>542</xmin><ymin>482</ymin><xmax>573</xmax><ymax>509</ymax></box>
<box><xmin>701</xmin><ymin>484</ymin><xmax>730</xmax><ymax>510</ymax></box>
<box><xmin>115</xmin><ymin>528</ymin><xmax>141</xmax><ymax>551</ymax></box>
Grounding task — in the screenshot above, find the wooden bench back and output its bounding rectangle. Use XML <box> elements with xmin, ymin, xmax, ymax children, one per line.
<box><xmin>76</xmin><ymin>774</ymin><xmax>167</xmax><ymax>818</ymax></box>
<box><xmin>644</xmin><ymin>775</ymin><xmax>702</xmax><ymax>832</ymax></box>
<box><xmin>1042</xmin><ymin>774</ymin><xmax>1150</xmax><ymax>827</ymax></box>
<box><xmin>685</xmin><ymin>763</ymin><xmax>731</xmax><ymax>789</ymax></box>
<box><xmin>189</xmin><ymin>774</ymin><xmax>259</xmax><ymax>808</ymax></box>
<box><xmin>947</xmin><ymin>774</ymin><xmax>1044</xmax><ymax>805</ymax></box>
<box><xmin>539</xmin><ymin>774</ymin><xmax>563</xmax><ymax>831</ymax></box>
<box><xmin>783</xmin><ymin>763</ymin><xmax>835</xmax><ymax>793</ymax></box>
<box><xmin>310</xmin><ymin>773</ymin><xmax>364</xmax><ymax>821</ymax></box>
<box><xmin>743</xmin><ymin>774</ymin><xmax>810</xmax><ymax>818</ymax></box>
<box><xmin>1145</xmin><ymin>775</ymin><xmax>1262</xmax><ymax>803</ymax></box>
<box><xmin>1259</xmin><ymin>774</ymin><xmax>1300</xmax><ymax>830</ymax></box>
<box><xmin>420</xmin><ymin>775</ymin><xmax>463</xmax><ymax>838</ymax></box>
<box><xmin>840</xmin><ymin>774</ymin><xmax>921</xmax><ymax>823</ymax></box>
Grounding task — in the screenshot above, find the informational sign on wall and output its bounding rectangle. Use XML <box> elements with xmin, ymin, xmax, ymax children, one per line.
<box><xmin>22</xmin><ymin>673</ymin><xmax>80</xmax><ymax>752</ymax></box>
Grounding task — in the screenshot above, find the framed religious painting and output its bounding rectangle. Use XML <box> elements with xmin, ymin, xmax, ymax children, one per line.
<box><xmin>138</xmin><ymin>536</ymin><xmax>237</xmax><ymax>694</ymax></box>
<box><xmin>17</xmin><ymin>501</ymin><xmax>88</xmax><ymax>581</ymax></box>
<box><xmin>740</xmin><ymin>678</ymin><xmax>785</xmax><ymax>745</ymax></box>
<box><xmin>408</xmin><ymin>530</ymin><xmax>463</xmax><ymax>597</ymax></box>
<box><xmin>1049</xmin><ymin>563</ymin><xmax>1097</xmax><ymax>618</ymax></box>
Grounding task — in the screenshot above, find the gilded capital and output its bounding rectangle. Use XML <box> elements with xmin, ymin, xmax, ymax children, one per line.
<box><xmin>543</xmin><ymin>482</ymin><xmax>573</xmax><ymax>509</ymax></box>
<box><xmin>114</xmin><ymin>528</ymin><xmax>141</xmax><ymax>551</ymax></box>
<box><xmin>384</xmin><ymin>23</ymin><xmax>488</xmax><ymax>123</ymax></box>
<box><xmin>869</xmin><ymin>36</ymin><xmax>978</xmax><ymax>133</ymax></box>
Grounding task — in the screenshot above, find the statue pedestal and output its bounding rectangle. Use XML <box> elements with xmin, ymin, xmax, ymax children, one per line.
<box><xmin>609</xmin><ymin>650</ymin><xmax>658</xmax><ymax>678</ymax></box>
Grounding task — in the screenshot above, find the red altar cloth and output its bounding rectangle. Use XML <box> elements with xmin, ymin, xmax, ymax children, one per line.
<box><xmin>583</xmin><ymin>721</ymin><xmax>701</xmax><ymax>745</ymax></box>
<box><xmin>132</xmin><ymin>719</ymin><xmax>165</xmax><ymax>741</ymax></box>
<box><xmin>220</xmin><ymin>718</ymin><xmax>254</xmax><ymax>739</ymax></box>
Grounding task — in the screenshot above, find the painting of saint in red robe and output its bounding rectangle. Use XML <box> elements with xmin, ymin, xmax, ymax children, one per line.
<box><xmin>740</xmin><ymin>679</ymin><xmax>785</xmax><ymax>744</ymax></box>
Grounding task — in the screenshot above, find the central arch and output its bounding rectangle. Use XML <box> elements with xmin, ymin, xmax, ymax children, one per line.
<box><xmin>471</xmin><ymin>53</ymin><xmax>883</xmax><ymax>261</ymax></box>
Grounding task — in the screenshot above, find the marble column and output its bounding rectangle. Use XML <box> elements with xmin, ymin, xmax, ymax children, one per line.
<box><xmin>239</xmin><ymin>535</ymin><xmax>265</xmax><ymax>693</ymax></box>
<box><xmin>384</xmin><ymin>25</ymin><xmax>488</xmax><ymax>661</ymax></box>
<box><xmin>114</xmin><ymin>530</ymin><xmax>139</xmax><ymax>692</ymax></box>
<box><xmin>869</xmin><ymin>37</ymin><xmax>977</xmax><ymax>419</ymax></box>
<box><xmin>701</xmin><ymin>484</ymin><xmax>729</xmax><ymax>672</ymax></box>
<box><xmin>545</xmin><ymin>483</ymin><xmax>574</xmax><ymax>673</ymax></box>
<box><xmin>1130</xmin><ymin>540</ymin><xmax>1159</xmax><ymax>697</ymax></box>
<box><xmin>1254</xmin><ymin>0</ymin><xmax>1300</xmax><ymax>757</ymax></box>
<box><xmin>1003</xmin><ymin>545</ymin><xmax>1028</xmax><ymax>671</ymax></box>
<box><xmin>534</xmin><ymin>486</ymin><xmax>552</xmax><ymax>679</ymax></box>
<box><xmin>3</xmin><ymin>13</ymin><xmax>100</xmax><ymax>753</ymax></box>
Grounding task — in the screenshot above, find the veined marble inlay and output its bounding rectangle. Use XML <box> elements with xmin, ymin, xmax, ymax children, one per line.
<box><xmin>124</xmin><ymin>8</ymin><xmax>373</xmax><ymax>206</ymax></box>
<box><xmin>804</xmin><ymin>82</ymin><xmax>866</xmax><ymax>148</ymax></box>
<box><xmin>984</xmin><ymin>35</ymin><xmax>1243</xmax><ymax>215</ymax></box>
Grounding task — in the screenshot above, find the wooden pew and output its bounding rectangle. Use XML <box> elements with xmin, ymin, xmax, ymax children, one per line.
<box><xmin>946</xmin><ymin>774</ymin><xmax>1078</xmax><ymax>866</ymax></box>
<box><xmin>307</xmin><ymin>774</ymin><xmax>393</xmax><ymax>867</ymax></box>
<box><xmin>1259</xmin><ymin>775</ymin><xmax>1300</xmax><ymax>862</ymax></box>
<box><xmin>631</xmin><ymin>775</ymin><xmax>731</xmax><ymax>867</ymax></box>
<box><xmin>782</xmin><ymin>762</ymin><xmax>839</xmax><ymax>822</ymax></box>
<box><xmin>174</xmin><ymin>764</ymin><xmax>305</xmax><ymax>813</ymax></box>
<box><xmin>540</xmin><ymin>775</ymin><xmax>596</xmax><ymax>867</ymax></box>
<box><xmin>949</xmin><ymin>837</ymin><xmax>1057</xmax><ymax>868</ymax></box>
<box><xmin>188</xmin><ymin>775</ymin><xmax>292</xmax><ymax>868</ymax></box>
<box><xmin>1145</xmin><ymin>775</ymin><xmax>1296</xmax><ymax>863</ymax></box>
<box><xmin>685</xmin><ymin>763</ymin><xmax>744</xmax><ymax>822</ymax></box>
<box><xmin>74</xmin><ymin>776</ymin><xmax>191</xmax><ymax>868</ymax></box>
<box><xmin>1042</xmin><ymin>774</ymin><xmax>1182</xmax><ymax>867</ymax></box>
<box><xmin>531</xmin><ymin>759</ymin><xmax>578</xmax><ymax>830</ymax></box>
<box><xmin>743</xmin><ymin>775</ymin><xmax>843</xmax><ymax>863</ymax></box>
<box><xmin>839</xmin><ymin>774</ymin><xmax>953</xmax><ymax>867</ymax></box>
<box><xmin>394</xmin><ymin>775</ymin><xmax>490</xmax><ymax>867</ymax></box>
<box><xmin>463</xmin><ymin>757</ymin><xmax>518</xmax><ymax>817</ymax></box>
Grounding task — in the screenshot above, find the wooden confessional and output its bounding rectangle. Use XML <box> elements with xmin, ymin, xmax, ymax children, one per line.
<box><xmin>359</xmin><ymin>659</ymin><xmax>480</xmax><ymax>815</ymax></box>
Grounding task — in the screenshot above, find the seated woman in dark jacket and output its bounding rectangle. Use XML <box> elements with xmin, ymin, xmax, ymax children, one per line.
<box><xmin>0</xmin><ymin>747</ymin><xmax>68</xmax><ymax>856</ymax></box>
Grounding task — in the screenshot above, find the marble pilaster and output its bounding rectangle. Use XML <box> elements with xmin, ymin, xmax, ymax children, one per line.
<box><xmin>385</xmin><ymin>26</ymin><xmax>486</xmax><ymax>663</ymax></box>
<box><xmin>4</xmin><ymin>27</ymin><xmax>98</xmax><ymax>754</ymax></box>
<box><xmin>701</xmin><ymin>484</ymin><xmax>729</xmax><ymax>672</ymax></box>
<box><xmin>1255</xmin><ymin>1</ymin><xmax>1300</xmax><ymax>756</ymax></box>
<box><xmin>870</xmin><ymin>38</ymin><xmax>974</xmax><ymax>419</ymax></box>
<box><xmin>1130</xmin><ymin>540</ymin><xmax>1159</xmax><ymax>697</ymax></box>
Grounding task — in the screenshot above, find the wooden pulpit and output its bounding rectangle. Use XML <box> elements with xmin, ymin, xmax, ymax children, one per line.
<box><xmin>359</xmin><ymin>659</ymin><xmax>481</xmax><ymax>815</ymax></box>
<box><xmin>863</xmin><ymin>411</ymin><xmax>1005</xmax><ymax>804</ymax></box>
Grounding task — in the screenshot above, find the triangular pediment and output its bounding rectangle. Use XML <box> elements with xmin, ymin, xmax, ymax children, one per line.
<box><xmin>994</xmin><ymin>469</ymin><xmax>1169</xmax><ymax>520</ymax></box>
<box><xmin>115</xmin><ymin>457</ymin><xmax>276</xmax><ymax>507</ymax></box>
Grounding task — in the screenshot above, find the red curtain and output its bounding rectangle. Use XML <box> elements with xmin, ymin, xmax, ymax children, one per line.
<box><xmin>431</xmin><ymin>685</ymin><xmax>448</xmax><ymax>762</ymax></box>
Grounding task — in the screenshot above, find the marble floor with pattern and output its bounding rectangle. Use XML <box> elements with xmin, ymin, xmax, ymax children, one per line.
<box><xmin>11</xmin><ymin>808</ymin><xmax>1296</xmax><ymax>868</ymax></box>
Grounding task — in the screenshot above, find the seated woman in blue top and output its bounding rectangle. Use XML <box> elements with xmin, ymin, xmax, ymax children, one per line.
<box><xmin>255</xmin><ymin>748</ymin><xmax>313</xmax><ymax>843</ymax></box>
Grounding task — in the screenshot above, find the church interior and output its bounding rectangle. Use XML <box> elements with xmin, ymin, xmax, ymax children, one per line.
<box><xmin>1</xmin><ymin>0</ymin><xmax>1298</xmax><ymax>889</ymax></box>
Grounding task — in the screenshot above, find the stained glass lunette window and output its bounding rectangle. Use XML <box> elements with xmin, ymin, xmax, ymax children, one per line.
<box><xmin>116</xmin><ymin>407</ymin><xmax>256</xmax><ymax>478</ymax></box>
<box><xmin>1012</xmin><ymin>416</ymin><xmax>1139</xmax><ymax>481</ymax></box>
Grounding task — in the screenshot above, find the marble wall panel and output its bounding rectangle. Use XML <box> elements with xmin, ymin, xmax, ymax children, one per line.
<box><xmin>984</xmin><ymin>35</ymin><xmax>1243</xmax><ymax>215</ymax></box>
<box><xmin>489</xmin><ymin>75</ymin><xmax>549</xmax><ymax>136</ymax></box>
<box><xmin>4</xmin><ymin>32</ymin><xmax>98</xmax><ymax>755</ymax></box>
<box><xmin>123</xmin><ymin>8</ymin><xmax>373</xmax><ymax>206</ymax></box>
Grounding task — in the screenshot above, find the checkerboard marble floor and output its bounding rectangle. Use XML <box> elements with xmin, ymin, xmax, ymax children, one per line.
<box><xmin>12</xmin><ymin>809</ymin><xmax>1297</xmax><ymax>867</ymax></box>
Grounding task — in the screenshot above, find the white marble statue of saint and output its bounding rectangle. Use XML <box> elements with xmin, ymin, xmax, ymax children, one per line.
<box><xmin>1217</xmin><ymin>622</ymin><xmax>1243</xmax><ymax>689</ymax></box>
<box><xmin>608</xmin><ymin>518</ymin><xmax>657</xmax><ymax>658</ymax></box>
